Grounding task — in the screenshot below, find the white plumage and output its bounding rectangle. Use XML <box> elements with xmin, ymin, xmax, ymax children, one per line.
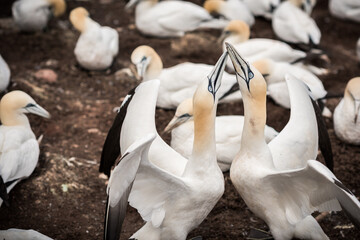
<box><xmin>12</xmin><ymin>0</ymin><xmax>66</xmax><ymax>32</ymax></box>
<box><xmin>131</xmin><ymin>45</ymin><xmax>241</xmax><ymax>109</ymax></box>
<box><xmin>165</xmin><ymin>98</ymin><xmax>278</xmax><ymax>172</ymax></box>
<box><xmin>252</xmin><ymin>58</ymin><xmax>331</xmax><ymax>116</ymax></box>
<box><xmin>0</xmin><ymin>229</ymin><xmax>53</xmax><ymax>240</ymax></box>
<box><xmin>272</xmin><ymin>0</ymin><xmax>321</xmax><ymax>45</ymax></box>
<box><xmin>0</xmin><ymin>55</ymin><xmax>10</xmax><ymax>92</ymax></box>
<box><xmin>329</xmin><ymin>0</ymin><xmax>360</xmax><ymax>23</ymax></box>
<box><xmin>243</xmin><ymin>0</ymin><xmax>280</xmax><ymax>19</ymax></box>
<box><xmin>0</xmin><ymin>91</ymin><xmax>50</xmax><ymax>207</ymax></box>
<box><xmin>126</xmin><ymin>0</ymin><xmax>228</xmax><ymax>37</ymax></box>
<box><xmin>333</xmin><ymin>77</ymin><xmax>360</xmax><ymax>145</ymax></box>
<box><xmin>227</xmin><ymin>43</ymin><xmax>360</xmax><ymax>239</ymax></box>
<box><xmin>103</xmin><ymin>52</ymin><xmax>229</xmax><ymax>240</ymax></box>
<box><xmin>70</xmin><ymin>7</ymin><xmax>119</xmax><ymax>71</ymax></box>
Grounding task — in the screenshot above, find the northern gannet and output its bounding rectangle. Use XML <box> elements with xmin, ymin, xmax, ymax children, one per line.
<box><xmin>12</xmin><ymin>0</ymin><xmax>66</xmax><ymax>32</ymax></box>
<box><xmin>69</xmin><ymin>7</ymin><xmax>119</xmax><ymax>71</ymax></box>
<box><xmin>164</xmin><ymin>98</ymin><xmax>278</xmax><ymax>172</ymax></box>
<box><xmin>0</xmin><ymin>229</ymin><xmax>53</xmax><ymax>240</ymax></box>
<box><xmin>227</xmin><ymin>43</ymin><xmax>359</xmax><ymax>239</ymax></box>
<box><xmin>333</xmin><ymin>77</ymin><xmax>360</xmax><ymax>145</ymax></box>
<box><xmin>329</xmin><ymin>0</ymin><xmax>360</xmax><ymax>23</ymax></box>
<box><xmin>272</xmin><ymin>0</ymin><xmax>321</xmax><ymax>45</ymax></box>
<box><xmin>126</xmin><ymin>0</ymin><xmax>228</xmax><ymax>37</ymax></box>
<box><xmin>0</xmin><ymin>91</ymin><xmax>50</xmax><ymax>207</ymax></box>
<box><xmin>220</xmin><ymin>20</ymin><xmax>306</xmax><ymax>69</ymax></box>
<box><xmin>243</xmin><ymin>0</ymin><xmax>280</xmax><ymax>19</ymax></box>
<box><xmin>130</xmin><ymin>45</ymin><xmax>241</xmax><ymax>109</ymax></box>
<box><xmin>0</xmin><ymin>55</ymin><xmax>10</xmax><ymax>92</ymax></box>
<box><xmin>101</xmin><ymin>52</ymin><xmax>228</xmax><ymax>240</ymax></box>
<box><xmin>203</xmin><ymin>0</ymin><xmax>255</xmax><ymax>26</ymax></box>
<box><xmin>252</xmin><ymin>58</ymin><xmax>331</xmax><ymax>117</ymax></box>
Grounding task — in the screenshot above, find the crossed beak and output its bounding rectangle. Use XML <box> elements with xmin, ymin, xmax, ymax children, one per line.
<box><xmin>207</xmin><ymin>51</ymin><xmax>228</xmax><ymax>99</ymax></box>
<box><xmin>225</xmin><ymin>42</ymin><xmax>254</xmax><ymax>90</ymax></box>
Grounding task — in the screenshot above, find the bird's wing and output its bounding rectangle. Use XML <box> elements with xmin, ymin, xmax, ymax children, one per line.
<box><xmin>264</xmin><ymin>160</ymin><xmax>360</xmax><ymax>227</ymax></box>
<box><xmin>100</xmin><ymin>27</ymin><xmax>119</xmax><ymax>57</ymax></box>
<box><xmin>0</xmin><ymin>228</ymin><xmax>53</xmax><ymax>240</ymax></box>
<box><xmin>105</xmin><ymin>134</ymin><xmax>156</xmax><ymax>240</ymax></box>
<box><xmin>100</xmin><ymin>87</ymin><xmax>136</xmax><ymax>177</ymax></box>
<box><xmin>269</xmin><ymin>75</ymin><xmax>318</xmax><ymax>169</ymax></box>
<box><xmin>155</xmin><ymin>2</ymin><xmax>212</xmax><ymax>32</ymax></box>
<box><xmin>128</xmin><ymin>142</ymin><xmax>189</xmax><ymax>227</ymax></box>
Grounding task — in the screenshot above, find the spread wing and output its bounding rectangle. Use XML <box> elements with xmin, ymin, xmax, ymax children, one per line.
<box><xmin>264</xmin><ymin>160</ymin><xmax>360</xmax><ymax>228</ymax></box>
<box><xmin>105</xmin><ymin>134</ymin><xmax>156</xmax><ymax>240</ymax></box>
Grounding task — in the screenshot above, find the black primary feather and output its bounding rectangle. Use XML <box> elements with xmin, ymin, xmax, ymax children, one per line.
<box><xmin>311</xmin><ymin>99</ymin><xmax>334</xmax><ymax>172</ymax></box>
<box><xmin>0</xmin><ymin>175</ymin><xmax>10</xmax><ymax>207</ymax></box>
<box><xmin>99</xmin><ymin>87</ymin><xmax>136</xmax><ymax>177</ymax></box>
<box><xmin>104</xmin><ymin>182</ymin><xmax>134</xmax><ymax>240</ymax></box>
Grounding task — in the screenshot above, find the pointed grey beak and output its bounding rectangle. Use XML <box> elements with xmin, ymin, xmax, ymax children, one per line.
<box><xmin>25</xmin><ymin>103</ymin><xmax>51</xmax><ymax>119</ymax></box>
<box><xmin>225</xmin><ymin>42</ymin><xmax>254</xmax><ymax>90</ymax></box>
<box><xmin>163</xmin><ymin>113</ymin><xmax>192</xmax><ymax>133</ymax></box>
<box><xmin>207</xmin><ymin>51</ymin><xmax>228</xmax><ymax>99</ymax></box>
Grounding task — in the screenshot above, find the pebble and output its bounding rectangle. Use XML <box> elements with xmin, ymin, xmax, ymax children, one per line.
<box><xmin>34</xmin><ymin>69</ymin><xmax>58</xmax><ymax>83</ymax></box>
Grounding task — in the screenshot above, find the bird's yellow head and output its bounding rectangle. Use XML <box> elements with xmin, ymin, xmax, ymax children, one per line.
<box><xmin>69</xmin><ymin>7</ymin><xmax>89</xmax><ymax>33</ymax></box>
<box><xmin>131</xmin><ymin>45</ymin><xmax>163</xmax><ymax>81</ymax></box>
<box><xmin>47</xmin><ymin>0</ymin><xmax>66</xmax><ymax>17</ymax></box>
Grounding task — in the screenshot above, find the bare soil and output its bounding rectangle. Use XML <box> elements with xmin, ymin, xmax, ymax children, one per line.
<box><xmin>0</xmin><ymin>0</ymin><xmax>359</xmax><ymax>239</ymax></box>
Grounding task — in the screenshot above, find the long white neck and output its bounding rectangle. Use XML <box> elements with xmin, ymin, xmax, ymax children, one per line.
<box><xmin>183</xmin><ymin>95</ymin><xmax>218</xmax><ymax>176</ymax></box>
<box><xmin>1</xmin><ymin>110</ymin><xmax>30</xmax><ymax>127</ymax></box>
<box><xmin>239</xmin><ymin>94</ymin><xmax>274</xmax><ymax>169</ymax></box>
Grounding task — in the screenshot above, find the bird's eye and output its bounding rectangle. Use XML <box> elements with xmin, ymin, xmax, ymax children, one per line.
<box><xmin>25</xmin><ymin>103</ymin><xmax>36</xmax><ymax>108</ymax></box>
<box><xmin>179</xmin><ymin>113</ymin><xmax>191</xmax><ymax>118</ymax></box>
<box><xmin>141</xmin><ymin>56</ymin><xmax>147</xmax><ymax>62</ymax></box>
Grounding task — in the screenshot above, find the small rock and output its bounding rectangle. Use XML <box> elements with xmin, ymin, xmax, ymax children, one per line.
<box><xmin>34</xmin><ymin>69</ymin><xmax>57</xmax><ymax>83</ymax></box>
<box><xmin>44</xmin><ymin>59</ymin><xmax>59</xmax><ymax>67</ymax></box>
<box><xmin>99</xmin><ymin>173</ymin><xmax>108</xmax><ymax>180</ymax></box>
<box><xmin>128</xmin><ymin>24</ymin><xmax>136</xmax><ymax>30</ymax></box>
<box><xmin>88</xmin><ymin>128</ymin><xmax>100</xmax><ymax>134</ymax></box>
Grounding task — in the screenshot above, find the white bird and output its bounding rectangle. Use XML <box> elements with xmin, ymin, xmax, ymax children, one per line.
<box><xmin>101</xmin><ymin>52</ymin><xmax>229</xmax><ymax>240</ymax></box>
<box><xmin>226</xmin><ymin>43</ymin><xmax>359</xmax><ymax>239</ymax></box>
<box><xmin>272</xmin><ymin>0</ymin><xmax>321</xmax><ymax>45</ymax></box>
<box><xmin>252</xmin><ymin>58</ymin><xmax>332</xmax><ymax>117</ymax></box>
<box><xmin>69</xmin><ymin>7</ymin><xmax>119</xmax><ymax>71</ymax></box>
<box><xmin>220</xmin><ymin>21</ymin><xmax>307</xmax><ymax>69</ymax></box>
<box><xmin>12</xmin><ymin>0</ymin><xmax>66</xmax><ymax>32</ymax></box>
<box><xmin>0</xmin><ymin>229</ymin><xmax>53</xmax><ymax>240</ymax></box>
<box><xmin>125</xmin><ymin>0</ymin><xmax>228</xmax><ymax>38</ymax></box>
<box><xmin>333</xmin><ymin>77</ymin><xmax>360</xmax><ymax>145</ymax></box>
<box><xmin>243</xmin><ymin>0</ymin><xmax>280</xmax><ymax>19</ymax></box>
<box><xmin>164</xmin><ymin>98</ymin><xmax>278</xmax><ymax>172</ymax></box>
<box><xmin>130</xmin><ymin>45</ymin><xmax>241</xmax><ymax>109</ymax></box>
<box><xmin>0</xmin><ymin>55</ymin><xmax>10</xmax><ymax>92</ymax></box>
<box><xmin>203</xmin><ymin>0</ymin><xmax>255</xmax><ymax>26</ymax></box>
<box><xmin>0</xmin><ymin>91</ymin><xmax>50</xmax><ymax>207</ymax></box>
<box><xmin>329</xmin><ymin>0</ymin><xmax>360</xmax><ymax>23</ymax></box>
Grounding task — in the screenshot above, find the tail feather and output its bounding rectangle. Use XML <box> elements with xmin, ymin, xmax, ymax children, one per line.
<box><xmin>0</xmin><ymin>175</ymin><xmax>9</xmax><ymax>207</ymax></box>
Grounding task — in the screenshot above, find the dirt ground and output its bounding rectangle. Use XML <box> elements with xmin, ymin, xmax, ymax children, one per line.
<box><xmin>0</xmin><ymin>0</ymin><xmax>359</xmax><ymax>239</ymax></box>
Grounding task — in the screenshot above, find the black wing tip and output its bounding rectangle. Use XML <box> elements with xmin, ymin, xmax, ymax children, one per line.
<box><xmin>0</xmin><ymin>176</ymin><xmax>10</xmax><ymax>207</ymax></box>
<box><xmin>99</xmin><ymin>86</ymin><xmax>137</xmax><ymax>177</ymax></box>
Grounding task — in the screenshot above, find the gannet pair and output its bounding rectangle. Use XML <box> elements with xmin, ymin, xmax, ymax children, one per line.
<box><xmin>243</xmin><ymin>0</ymin><xmax>280</xmax><ymax>19</ymax></box>
<box><xmin>0</xmin><ymin>91</ymin><xmax>50</xmax><ymax>207</ymax></box>
<box><xmin>12</xmin><ymin>0</ymin><xmax>66</xmax><ymax>32</ymax></box>
<box><xmin>131</xmin><ymin>45</ymin><xmax>241</xmax><ymax>109</ymax></box>
<box><xmin>126</xmin><ymin>0</ymin><xmax>228</xmax><ymax>37</ymax></box>
<box><xmin>252</xmin><ymin>58</ymin><xmax>331</xmax><ymax>117</ymax></box>
<box><xmin>69</xmin><ymin>7</ymin><xmax>119</xmax><ymax>71</ymax></box>
<box><xmin>334</xmin><ymin>77</ymin><xmax>360</xmax><ymax>145</ymax></box>
<box><xmin>203</xmin><ymin>0</ymin><xmax>255</xmax><ymax>27</ymax></box>
<box><xmin>220</xmin><ymin>20</ymin><xmax>326</xmax><ymax>75</ymax></box>
<box><xmin>164</xmin><ymin>98</ymin><xmax>279</xmax><ymax>172</ymax></box>
<box><xmin>329</xmin><ymin>0</ymin><xmax>360</xmax><ymax>23</ymax></box>
<box><xmin>273</xmin><ymin>0</ymin><xmax>321</xmax><ymax>45</ymax></box>
<box><xmin>226</xmin><ymin>43</ymin><xmax>359</xmax><ymax>239</ymax></box>
<box><xmin>101</xmin><ymin>53</ymin><xmax>229</xmax><ymax>240</ymax></box>
<box><xmin>0</xmin><ymin>55</ymin><xmax>10</xmax><ymax>92</ymax></box>
<box><xmin>0</xmin><ymin>229</ymin><xmax>52</xmax><ymax>240</ymax></box>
